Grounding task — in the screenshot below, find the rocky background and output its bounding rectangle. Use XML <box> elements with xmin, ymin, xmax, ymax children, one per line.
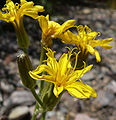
<box><xmin>0</xmin><ymin>0</ymin><xmax>116</xmax><ymax>120</ymax></box>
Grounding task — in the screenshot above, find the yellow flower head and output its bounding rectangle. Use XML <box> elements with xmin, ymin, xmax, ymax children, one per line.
<box><xmin>0</xmin><ymin>0</ymin><xmax>44</xmax><ymax>48</ymax></box>
<box><xmin>0</xmin><ymin>0</ymin><xmax>44</xmax><ymax>24</ymax></box>
<box><xmin>38</xmin><ymin>15</ymin><xmax>75</xmax><ymax>47</ymax></box>
<box><xmin>61</xmin><ymin>25</ymin><xmax>114</xmax><ymax>62</ymax></box>
<box><xmin>29</xmin><ymin>48</ymin><xmax>97</xmax><ymax>98</ymax></box>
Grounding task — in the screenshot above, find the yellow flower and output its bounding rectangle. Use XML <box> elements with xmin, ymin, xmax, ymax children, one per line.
<box><xmin>38</xmin><ymin>15</ymin><xmax>75</xmax><ymax>47</ymax></box>
<box><xmin>0</xmin><ymin>0</ymin><xmax>44</xmax><ymax>48</ymax></box>
<box><xmin>61</xmin><ymin>25</ymin><xmax>113</xmax><ymax>62</ymax></box>
<box><xmin>29</xmin><ymin>48</ymin><xmax>97</xmax><ymax>98</ymax></box>
<box><xmin>0</xmin><ymin>0</ymin><xmax>44</xmax><ymax>23</ymax></box>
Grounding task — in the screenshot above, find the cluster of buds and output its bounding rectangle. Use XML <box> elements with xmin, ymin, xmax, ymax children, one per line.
<box><xmin>0</xmin><ymin>0</ymin><xmax>114</xmax><ymax>119</ymax></box>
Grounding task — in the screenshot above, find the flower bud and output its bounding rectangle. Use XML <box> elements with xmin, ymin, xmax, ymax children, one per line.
<box><xmin>17</xmin><ymin>52</ymin><xmax>36</xmax><ymax>89</ymax></box>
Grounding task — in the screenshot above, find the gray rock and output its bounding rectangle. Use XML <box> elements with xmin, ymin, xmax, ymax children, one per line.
<box><xmin>0</xmin><ymin>92</ymin><xmax>3</xmax><ymax>103</ymax></box>
<box><xmin>8</xmin><ymin>106</ymin><xmax>29</xmax><ymax>120</ymax></box>
<box><xmin>108</xmin><ymin>116</ymin><xmax>116</xmax><ymax>120</ymax></box>
<box><xmin>106</xmin><ymin>80</ymin><xmax>116</xmax><ymax>93</ymax></box>
<box><xmin>46</xmin><ymin>111</ymin><xmax>64</xmax><ymax>120</ymax></box>
<box><xmin>60</xmin><ymin>106</ymin><xmax>67</xmax><ymax>114</ymax></box>
<box><xmin>8</xmin><ymin>62</ymin><xmax>17</xmax><ymax>75</ymax></box>
<box><xmin>81</xmin><ymin>71</ymin><xmax>95</xmax><ymax>81</ymax></box>
<box><xmin>4</xmin><ymin>90</ymin><xmax>35</xmax><ymax>107</ymax></box>
<box><xmin>82</xmin><ymin>8</ymin><xmax>91</xmax><ymax>14</ymax></box>
<box><xmin>95</xmin><ymin>90</ymin><xmax>115</xmax><ymax>107</ymax></box>
<box><xmin>32</xmin><ymin>58</ymin><xmax>40</xmax><ymax>68</ymax></box>
<box><xmin>56</xmin><ymin>111</ymin><xmax>64</xmax><ymax>120</ymax></box>
<box><xmin>1</xmin><ymin>90</ymin><xmax>35</xmax><ymax>115</ymax></box>
<box><xmin>46</xmin><ymin>111</ymin><xmax>56</xmax><ymax>118</ymax></box>
<box><xmin>75</xmin><ymin>113</ymin><xmax>98</xmax><ymax>120</ymax></box>
<box><xmin>95</xmin><ymin>22</ymin><xmax>103</xmax><ymax>29</ymax></box>
<box><xmin>110</xmin><ymin>64</ymin><xmax>116</xmax><ymax>75</ymax></box>
<box><xmin>29</xmin><ymin>105</ymin><xmax>35</xmax><ymax>116</ymax></box>
<box><xmin>1</xmin><ymin>80</ymin><xmax>15</xmax><ymax>93</ymax></box>
<box><xmin>101</xmin><ymin>66</ymin><xmax>110</xmax><ymax>75</ymax></box>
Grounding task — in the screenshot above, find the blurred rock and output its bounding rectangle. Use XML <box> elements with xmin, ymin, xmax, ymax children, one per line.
<box><xmin>56</xmin><ymin>111</ymin><xmax>64</xmax><ymax>120</ymax></box>
<box><xmin>1</xmin><ymin>80</ymin><xmax>15</xmax><ymax>93</ymax></box>
<box><xmin>81</xmin><ymin>71</ymin><xmax>95</xmax><ymax>81</ymax></box>
<box><xmin>46</xmin><ymin>111</ymin><xmax>56</xmax><ymax>119</ymax></box>
<box><xmin>101</xmin><ymin>66</ymin><xmax>110</xmax><ymax>75</ymax></box>
<box><xmin>46</xmin><ymin>111</ymin><xmax>64</xmax><ymax>120</ymax></box>
<box><xmin>82</xmin><ymin>8</ymin><xmax>91</xmax><ymax>14</ymax></box>
<box><xmin>4</xmin><ymin>55</ymin><xmax>13</xmax><ymax>65</ymax></box>
<box><xmin>8</xmin><ymin>62</ymin><xmax>17</xmax><ymax>75</ymax></box>
<box><xmin>1</xmin><ymin>90</ymin><xmax>35</xmax><ymax>115</ymax></box>
<box><xmin>95</xmin><ymin>22</ymin><xmax>103</xmax><ymax>29</ymax></box>
<box><xmin>110</xmin><ymin>64</ymin><xmax>116</xmax><ymax>75</ymax></box>
<box><xmin>0</xmin><ymin>115</ymin><xmax>8</xmax><ymax>120</ymax></box>
<box><xmin>29</xmin><ymin>105</ymin><xmax>35</xmax><ymax>116</ymax></box>
<box><xmin>109</xmin><ymin>98</ymin><xmax>116</xmax><ymax>109</ymax></box>
<box><xmin>0</xmin><ymin>92</ymin><xmax>3</xmax><ymax>104</ymax></box>
<box><xmin>60</xmin><ymin>93</ymin><xmax>78</xmax><ymax>113</ymax></box>
<box><xmin>4</xmin><ymin>90</ymin><xmax>35</xmax><ymax>107</ymax></box>
<box><xmin>106</xmin><ymin>80</ymin><xmax>116</xmax><ymax>93</ymax></box>
<box><xmin>60</xmin><ymin>106</ymin><xmax>67</xmax><ymax>114</ymax></box>
<box><xmin>32</xmin><ymin>58</ymin><xmax>39</xmax><ymax>68</ymax></box>
<box><xmin>94</xmin><ymin>90</ymin><xmax>115</xmax><ymax>107</ymax></box>
<box><xmin>8</xmin><ymin>106</ymin><xmax>30</xmax><ymax>120</ymax></box>
<box><xmin>108</xmin><ymin>116</ymin><xmax>116</xmax><ymax>120</ymax></box>
<box><xmin>75</xmin><ymin>113</ymin><xmax>98</xmax><ymax>120</ymax></box>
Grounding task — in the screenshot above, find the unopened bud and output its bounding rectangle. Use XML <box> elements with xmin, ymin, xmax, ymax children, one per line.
<box><xmin>17</xmin><ymin>52</ymin><xmax>36</xmax><ymax>89</ymax></box>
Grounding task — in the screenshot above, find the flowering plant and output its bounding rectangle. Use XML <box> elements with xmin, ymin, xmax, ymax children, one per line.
<box><xmin>0</xmin><ymin>0</ymin><xmax>113</xmax><ymax>119</ymax></box>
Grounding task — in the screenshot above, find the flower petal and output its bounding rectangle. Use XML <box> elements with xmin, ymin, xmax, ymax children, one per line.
<box><xmin>29</xmin><ymin>71</ymin><xmax>55</xmax><ymax>83</ymax></box>
<box><xmin>20</xmin><ymin>0</ymin><xmax>27</xmax><ymax>4</ymax></box>
<box><xmin>23</xmin><ymin>5</ymin><xmax>44</xmax><ymax>19</ymax></box>
<box><xmin>46</xmin><ymin>14</ymin><xmax>49</xmax><ymax>21</ymax></box>
<box><xmin>91</xmin><ymin>38</ymin><xmax>113</xmax><ymax>49</ymax></box>
<box><xmin>54</xmin><ymin>19</ymin><xmax>75</xmax><ymax>37</ymax></box>
<box><xmin>100</xmin><ymin>44</ymin><xmax>112</xmax><ymax>49</ymax></box>
<box><xmin>94</xmin><ymin>49</ymin><xmax>101</xmax><ymax>62</ymax></box>
<box><xmin>86</xmin><ymin>45</ymin><xmax>95</xmax><ymax>55</ymax></box>
<box><xmin>53</xmin><ymin>85</ymin><xmax>64</xmax><ymax>97</ymax></box>
<box><xmin>19</xmin><ymin>1</ymin><xmax>34</xmax><ymax>13</ymax></box>
<box><xmin>101</xmin><ymin>38</ymin><xmax>114</xmax><ymax>44</ymax></box>
<box><xmin>0</xmin><ymin>11</ymin><xmax>9</xmax><ymax>22</ymax></box>
<box><xmin>60</xmin><ymin>20</ymin><xmax>75</xmax><ymax>32</ymax></box>
<box><xmin>75</xmin><ymin>64</ymin><xmax>93</xmax><ymax>78</ymax></box>
<box><xmin>60</xmin><ymin>30</ymin><xmax>77</xmax><ymax>44</ymax></box>
<box><xmin>31</xmin><ymin>64</ymin><xmax>53</xmax><ymax>75</ymax></box>
<box><xmin>87</xmin><ymin>32</ymin><xmax>98</xmax><ymax>40</ymax></box>
<box><xmin>65</xmin><ymin>81</ymin><xmax>97</xmax><ymax>98</ymax></box>
<box><xmin>67</xmin><ymin>64</ymin><xmax>93</xmax><ymax>84</ymax></box>
<box><xmin>38</xmin><ymin>15</ymin><xmax>48</xmax><ymax>33</ymax></box>
<box><xmin>59</xmin><ymin>53</ymin><xmax>70</xmax><ymax>76</ymax></box>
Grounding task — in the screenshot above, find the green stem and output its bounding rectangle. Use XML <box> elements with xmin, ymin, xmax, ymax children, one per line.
<box><xmin>40</xmin><ymin>44</ymin><xmax>46</xmax><ymax>65</ymax></box>
<box><xmin>23</xmin><ymin>48</ymin><xmax>28</xmax><ymax>54</ymax></box>
<box><xmin>31</xmin><ymin>112</ymin><xmax>37</xmax><ymax>120</ymax></box>
<box><xmin>41</xmin><ymin>112</ymin><xmax>46</xmax><ymax>120</ymax></box>
<box><xmin>31</xmin><ymin>44</ymin><xmax>47</xmax><ymax>120</ymax></box>
<box><xmin>14</xmin><ymin>18</ymin><xmax>30</xmax><ymax>49</ymax></box>
<box><xmin>32</xmin><ymin>44</ymin><xmax>46</xmax><ymax>120</ymax></box>
<box><xmin>31</xmin><ymin>104</ymin><xmax>39</xmax><ymax>120</ymax></box>
<box><xmin>31</xmin><ymin>88</ymin><xmax>43</xmax><ymax>108</ymax></box>
<box><xmin>39</xmin><ymin>44</ymin><xmax>47</xmax><ymax>93</ymax></box>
